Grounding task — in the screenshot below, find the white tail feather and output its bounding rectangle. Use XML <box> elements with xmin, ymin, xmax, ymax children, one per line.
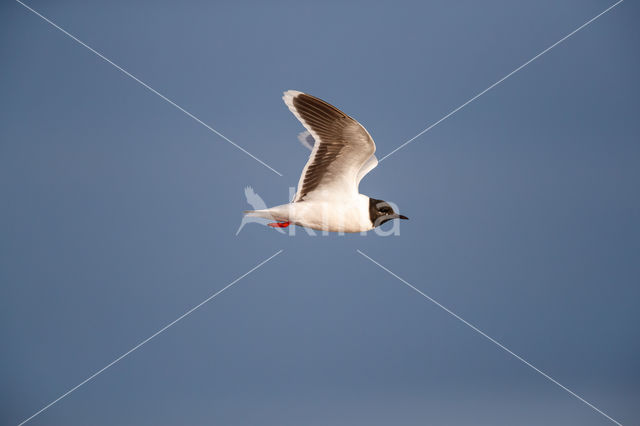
<box><xmin>243</xmin><ymin>209</ymin><xmax>274</xmax><ymax>219</ymax></box>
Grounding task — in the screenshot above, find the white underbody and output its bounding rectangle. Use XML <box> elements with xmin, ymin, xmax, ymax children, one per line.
<box><xmin>248</xmin><ymin>194</ymin><xmax>373</xmax><ymax>233</ymax></box>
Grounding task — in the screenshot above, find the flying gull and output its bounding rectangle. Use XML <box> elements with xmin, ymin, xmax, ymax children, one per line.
<box><xmin>244</xmin><ymin>91</ymin><xmax>408</xmax><ymax>233</ymax></box>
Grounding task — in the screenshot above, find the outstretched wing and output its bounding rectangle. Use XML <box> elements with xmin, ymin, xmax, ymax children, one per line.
<box><xmin>283</xmin><ymin>90</ymin><xmax>376</xmax><ymax>202</ymax></box>
<box><xmin>298</xmin><ymin>130</ymin><xmax>378</xmax><ymax>184</ymax></box>
<box><xmin>357</xmin><ymin>154</ymin><xmax>378</xmax><ymax>185</ymax></box>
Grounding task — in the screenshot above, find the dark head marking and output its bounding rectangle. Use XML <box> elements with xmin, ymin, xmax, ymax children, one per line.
<box><xmin>368</xmin><ymin>198</ymin><xmax>409</xmax><ymax>228</ymax></box>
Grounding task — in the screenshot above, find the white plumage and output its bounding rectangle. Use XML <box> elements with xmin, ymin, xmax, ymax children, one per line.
<box><xmin>244</xmin><ymin>91</ymin><xmax>407</xmax><ymax>233</ymax></box>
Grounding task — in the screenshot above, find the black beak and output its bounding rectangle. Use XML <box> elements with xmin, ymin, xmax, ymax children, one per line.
<box><xmin>393</xmin><ymin>214</ymin><xmax>409</xmax><ymax>220</ymax></box>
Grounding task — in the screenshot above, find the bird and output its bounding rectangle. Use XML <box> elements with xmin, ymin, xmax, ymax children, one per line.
<box><xmin>236</xmin><ymin>186</ymin><xmax>286</xmax><ymax>235</ymax></box>
<box><xmin>244</xmin><ymin>90</ymin><xmax>408</xmax><ymax>233</ymax></box>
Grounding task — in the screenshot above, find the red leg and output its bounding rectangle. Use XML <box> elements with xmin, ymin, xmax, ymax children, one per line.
<box><xmin>268</xmin><ymin>221</ymin><xmax>290</xmax><ymax>228</ymax></box>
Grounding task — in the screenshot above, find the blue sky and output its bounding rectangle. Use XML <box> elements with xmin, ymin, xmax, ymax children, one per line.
<box><xmin>2</xmin><ymin>0</ymin><xmax>638</xmax><ymax>425</ymax></box>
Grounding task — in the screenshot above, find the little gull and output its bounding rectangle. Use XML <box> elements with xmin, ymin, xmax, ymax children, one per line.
<box><xmin>244</xmin><ymin>90</ymin><xmax>408</xmax><ymax>233</ymax></box>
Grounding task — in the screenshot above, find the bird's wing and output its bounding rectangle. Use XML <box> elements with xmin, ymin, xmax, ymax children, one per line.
<box><xmin>357</xmin><ymin>154</ymin><xmax>378</xmax><ymax>185</ymax></box>
<box><xmin>297</xmin><ymin>131</ymin><xmax>315</xmax><ymax>151</ymax></box>
<box><xmin>299</xmin><ymin>130</ymin><xmax>377</xmax><ymax>185</ymax></box>
<box><xmin>283</xmin><ymin>90</ymin><xmax>376</xmax><ymax>202</ymax></box>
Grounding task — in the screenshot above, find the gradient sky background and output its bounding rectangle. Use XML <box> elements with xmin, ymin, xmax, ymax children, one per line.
<box><xmin>2</xmin><ymin>0</ymin><xmax>639</xmax><ymax>425</ymax></box>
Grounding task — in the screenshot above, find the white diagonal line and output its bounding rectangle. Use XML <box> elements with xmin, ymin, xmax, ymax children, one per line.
<box><xmin>356</xmin><ymin>249</ymin><xmax>622</xmax><ymax>425</ymax></box>
<box><xmin>18</xmin><ymin>249</ymin><xmax>284</xmax><ymax>426</ymax></box>
<box><xmin>15</xmin><ymin>0</ymin><xmax>283</xmax><ymax>177</ymax></box>
<box><xmin>378</xmin><ymin>0</ymin><xmax>623</xmax><ymax>163</ymax></box>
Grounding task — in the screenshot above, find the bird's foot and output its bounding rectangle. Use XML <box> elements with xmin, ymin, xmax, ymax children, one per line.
<box><xmin>268</xmin><ymin>221</ymin><xmax>290</xmax><ymax>228</ymax></box>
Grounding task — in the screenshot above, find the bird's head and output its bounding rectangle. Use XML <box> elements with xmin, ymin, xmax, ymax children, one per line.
<box><xmin>369</xmin><ymin>198</ymin><xmax>409</xmax><ymax>228</ymax></box>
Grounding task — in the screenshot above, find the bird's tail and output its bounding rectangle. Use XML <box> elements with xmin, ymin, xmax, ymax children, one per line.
<box><xmin>243</xmin><ymin>209</ymin><xmax>274</xmax><ymax>219</ymax></box>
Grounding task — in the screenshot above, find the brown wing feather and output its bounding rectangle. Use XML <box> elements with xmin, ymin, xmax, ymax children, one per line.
<box><xmin>285</xmin><ymin>92</ymin><xmax>375</xmax><ymax>201</ymax></box>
